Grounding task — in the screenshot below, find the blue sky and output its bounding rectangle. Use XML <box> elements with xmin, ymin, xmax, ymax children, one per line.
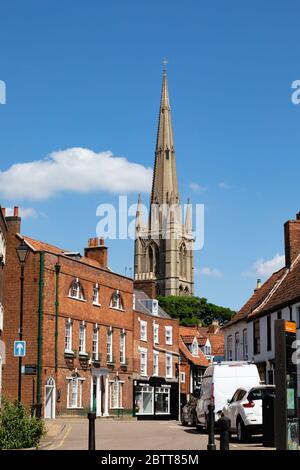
<box><xmin>1</xmin><ymin>0</ymin><xmax>300</xmax><ymax>310</ymax></box>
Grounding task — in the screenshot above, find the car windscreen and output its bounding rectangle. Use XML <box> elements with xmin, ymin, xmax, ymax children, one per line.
<box><xmin>247</xmin><ymin>387</ymin><xmax>275</xmax><ymax>401</ymax></box>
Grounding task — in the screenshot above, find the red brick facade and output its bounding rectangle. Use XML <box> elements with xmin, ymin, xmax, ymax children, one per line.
<box><xmin>2</xmin><ymin>214</ymin><xmax>134</xmax><ymax>418</ymax></box>
<box><xmin>132</xmin><ymin>291</ymin><xmax>180</xmax><ymax>419</ymax></box>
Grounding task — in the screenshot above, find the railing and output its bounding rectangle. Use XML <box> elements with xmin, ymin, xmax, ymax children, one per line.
<box><xmin>109</xmin><ymin>408</ymin><xmax>136</xmax><ymax>419</ymax></box>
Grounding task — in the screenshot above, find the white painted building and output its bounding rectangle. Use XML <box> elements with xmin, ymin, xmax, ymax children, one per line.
<box><xmin>223</xmin><ymin>212</ymin><xmax>300</xmax><ymax>389</ymax></box>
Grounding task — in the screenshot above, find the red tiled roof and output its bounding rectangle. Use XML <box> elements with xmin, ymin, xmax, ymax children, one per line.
<box><xmin>249</xmin><ymin>256</ymin><xmax>300</xmax><ymax>319</ymax></box>
<box><xmin>23</xmin><ymin>235</ymin><xmax>105</xmax><ymax>269</ymax></box>
<box><xmin>179</xmin><ymin>325</ymin><xmax>224</xmax><ymax>357</ymax></box>
<box><xmin>223</xmin><ymin>268</ymin><xmax>286</xmax><ymax>327</ymax></box>
<box><xmin>179</xmin><ymin>338</ymin><xmax>209</xmax><ymax>367</ymax></box>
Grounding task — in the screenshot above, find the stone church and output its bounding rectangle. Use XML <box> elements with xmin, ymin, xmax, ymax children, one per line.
<box><xmin>134</xmin><ymin>68</ymin><xmax>194</xmax><ymax>298</ymax></box>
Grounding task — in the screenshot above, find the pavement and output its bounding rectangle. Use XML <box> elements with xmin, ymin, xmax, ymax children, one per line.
<box><xmin>39</xmin><ymin>418</ymin><xmax>274</xmax><ymax>451</ymax></box>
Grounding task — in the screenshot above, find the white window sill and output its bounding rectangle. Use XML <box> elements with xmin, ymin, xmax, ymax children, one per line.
<box><xmin>64</xmin><ymin>349</ymin><xmax>75</xmax><ymax>355</ymax></box>
<box><xmin>109</xmin><ymin>307</ymin><xmax>125</xmax><ymax>312</ymax></box>
<box><xmin>110</xmin><ymin>407</ymin><xmax>124</xmax><ymax>410</ymax></box>
<box><xmin>93</xmin><ymin>302</ymin><xmax>101</xmax><ymax>307</ymax></box>
<box><xmin>67</xmin><ymin>407</ymin><xmax>84</xmax><ymax>410</ymax></box>
<box><xmin>68</xmin><ymin>296</ymin><xmax>86</xmax><ymax>302</ymax></box>
<box><xmin>166</xmin><ymin>375</ymin><xmax>173</xmax><ymax>379</ymax></box>
<box><xmin>140</xmin><ymin>373</ymin><xmax>148</xmax><ymax>377</ymax></box>
<box><xmin>79</xmin><ymin>351</ymin><xmax>88</xmax><ymax>356</ymax></box>
<box><xmin>165</xmin><ymin>342</ymin><xmax>173</xmax><ymax>346</ymax></box>
<box><xmin>140</xmin><ymin>338</ymin><xmax>147</xmax><ymax>342</ymax></box>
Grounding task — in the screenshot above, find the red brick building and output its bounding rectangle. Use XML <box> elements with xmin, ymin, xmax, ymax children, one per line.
<box><xmin>2</xmin><ymin>209</ymin><xmax>134</xmax><ymax>418</ymax></box>
<box><xmin>179</xmin><ymin>323</ymin><xmax>224</xmax><ymax>403</ymax></box>
<box><xmin>0</xmin><ymin>205</ymin><xmax>8</xmax><ymax>403</ymax></box>
<box><xmin>133</xmin><ymin>290</ymin><xmax>180</xmax><ymax>419</ymax></box>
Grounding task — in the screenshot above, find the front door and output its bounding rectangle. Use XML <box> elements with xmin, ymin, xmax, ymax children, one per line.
<box><xmin>45</xmin><ymin>377</ymin><xmax>56</xmax><ymax>419</ymax></box>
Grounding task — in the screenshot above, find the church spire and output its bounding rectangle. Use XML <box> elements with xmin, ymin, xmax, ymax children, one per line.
<box><xmin>151</xmin><ymin>64</ymin><xmax>179</xmax><ymax>206</ymax></box>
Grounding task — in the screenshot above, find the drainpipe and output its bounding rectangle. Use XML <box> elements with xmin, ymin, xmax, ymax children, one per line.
<box><xmin>55</xmin><ymin>263</ymin><xmax>61</xmax><ymax>372</ymax></box>
<box><xmin>36</xmin><ymin>251</ymin><xmax>44</xmax><ymax>418</ymax></box>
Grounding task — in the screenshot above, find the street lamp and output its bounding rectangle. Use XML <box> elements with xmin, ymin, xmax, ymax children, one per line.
<box><xmin>16</xmin><ymin>239</ymin><xmax>29</xmax><ymax>403</ymax></box>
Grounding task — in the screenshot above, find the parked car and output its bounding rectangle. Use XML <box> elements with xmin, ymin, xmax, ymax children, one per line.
<box><xmin>222</xmin><ymin>385</ymin><xmax>275</xmax><ymax>442</ymax></box>
<box><xmin>195</xmin><ymin>362</ymin><xmax>261</xmax><ymax>430</ymax></box>
<box><xmin>181</xmin><ymin>388</ymin><xmax>201</xmax><ymax>426</ymax></box>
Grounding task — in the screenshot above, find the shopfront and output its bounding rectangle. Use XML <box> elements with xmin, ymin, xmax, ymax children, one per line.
<box><xmin>134</xmin><ymin>377</ymin><xmax>178</xmax><ymax>420</ymax></box>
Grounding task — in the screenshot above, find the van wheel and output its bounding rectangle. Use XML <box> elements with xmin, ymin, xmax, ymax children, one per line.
<box><xmin>236</xmin><ymin>417</ymin><xmax>248</xmax><ymax>443</ymax></box>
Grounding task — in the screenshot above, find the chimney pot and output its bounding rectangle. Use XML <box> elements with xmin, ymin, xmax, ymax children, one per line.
<box><xmin>1</xmin><ymin>207</ymin><xmax>5</xmax><ymax>217</ymax></box>
<box><xmin>257</xmin><ymin>278</ymin><xmax>262</xmax><ymax>289</ymax></box>
<box><xmin>14</xmin><ymin>206</ymin><xmax>19</xmax><ymax>217</ymax></box>
<box><xmin>100</xmin><ymin>237</ymin><xmax>105</xmax><ymax>246</ymax></box>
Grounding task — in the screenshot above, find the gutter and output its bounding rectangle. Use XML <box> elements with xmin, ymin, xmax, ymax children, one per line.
<box><xmin>55</xmin><ymin>262</ymin><xmax>61</xmax><ymax>372</ymax></box>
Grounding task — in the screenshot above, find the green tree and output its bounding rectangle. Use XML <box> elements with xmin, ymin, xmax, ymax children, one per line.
<box><xmin>157</xmin><ymin>296</ymin><xmax>235</xmax><ymax>326</ymax></box>
<box><xmin>0</xmin><ymin>398</ymin><xmax>45</xmax><ymax>449</ymax></box>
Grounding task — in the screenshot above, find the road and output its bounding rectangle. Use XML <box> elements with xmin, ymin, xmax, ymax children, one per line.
<box><xmin>40</xmin><ymin>419</ymin><xmax>272</xmax><ymax>451</ymax></box>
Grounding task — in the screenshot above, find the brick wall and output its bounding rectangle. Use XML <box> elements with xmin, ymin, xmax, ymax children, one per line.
<box><xmin>133</xmin><ymin>310</ymin><xmax>179</xmax><ymax>380</ymax></box>
<box><xmin>284</xmin><ymin>212</ymin><xmax>300</xmax><ymax>267</ymax></box>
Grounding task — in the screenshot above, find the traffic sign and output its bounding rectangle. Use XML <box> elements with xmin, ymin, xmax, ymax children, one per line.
<box><xmin>14</xmin><ymin>340</ymin><xmax>26</xmax><ymax>357</ymax></box>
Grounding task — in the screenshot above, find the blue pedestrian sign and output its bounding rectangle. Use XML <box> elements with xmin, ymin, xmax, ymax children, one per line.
<box><xmin>14</xmin><ymin>341</ymin><xmax>26</xmax><ymax>357</ymax></box>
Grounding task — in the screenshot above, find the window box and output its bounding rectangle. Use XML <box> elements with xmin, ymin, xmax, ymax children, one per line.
<box><xmin>64</xmin><ymin>350</ymin><xmax>76</xmax><ymax>359</ymax></box>
<box><xmin>120</xmin><ymin>358</ymin><xmax>128</xmax><ymax>369</ymax></box>
<box><xmin>78</xmin><ymin>351</ymin><xmax>90</xmax><ymax>361</ymax></box>
<box><xmin>107</xmin><ymin>355</ymin><xmax>115</xmax><ymax>366</ymax></box>
<box><xmin>92</xmin><ymin>353</ymin><xmax>101</xmax><ymax>367</ymax></box>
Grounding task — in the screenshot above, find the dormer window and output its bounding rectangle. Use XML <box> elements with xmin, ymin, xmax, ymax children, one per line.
<box><xmin>110</xmin><ymin>290</ymin><xmax>124</xmax><ymax>310</ymax></box>
<box><xmin>93</xmin><ymin>283</ymin><xmax>100</xmax><ymax>305</ymax></box>
<box><xmin>204</xmin><ymin>340</ymin><xmax>211</xmax><ymax>357</ymax></box>
<box><xmin>191</xmin><ymin>337</ymin><xmax>198</xmax><ymax>356</ymax></box>
<box><xmin>69</xmin><ymin>278</ymin><xmax>85</xmax><ymax>301</ymax></box>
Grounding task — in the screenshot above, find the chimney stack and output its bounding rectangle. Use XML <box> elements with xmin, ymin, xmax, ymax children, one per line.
<box><xmin>84</xmin><ymin>237</ymin><xmax>108</xmax><ymax>269</ymax></box>
<box><xmin>208</xmin><ymin>319</ymin><xmax>219</xmax><ymax>334</ymax></box>
<box><xmin>5</xmin><ymin>205</ymin><xmax>21</xmax><ymax>234</ymax></box>
<box><xmin>284</xmin><ymin>213</ymin><xmax>300</xmax><ymax>268</ymax></box>
<box><xmin>255</xmin><ymin>279</ymin><xmax>262</xmax><ymax>291</ymax></box>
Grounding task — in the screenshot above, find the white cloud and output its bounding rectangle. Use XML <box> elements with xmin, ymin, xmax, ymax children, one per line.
<box><xmin>218</xmin><ymin>182</ymin><xmax>231</xmax><ymax>190</ymax></box>
<box><xmin>0</xmin><ymin>147</ymin><xmax>153</xmax><ymax>201</ymax></box>
<box><xmin>245</xmin><ymin>253</ymin><xmax>285</xmax><ymax>278</ymax></box>
<box><xmin>6</xmin><ymin>207</ymin><xmax>38</xmax><ymax>219</ymax></box>
<box><xmin>196</xmin><ymin>266</ymin><xmax>223</xmax><ymax>278</ymax></box>
<box><xmin>188</xmin><ymin>182</ymin><xmax>207</xmax><ymax>193</ymax></box>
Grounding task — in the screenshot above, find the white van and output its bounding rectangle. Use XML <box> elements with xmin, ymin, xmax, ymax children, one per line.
<box><xmin>195</xmin><ymin>362</ymin><xmax>261</xmax><ymax>429</ymax></box>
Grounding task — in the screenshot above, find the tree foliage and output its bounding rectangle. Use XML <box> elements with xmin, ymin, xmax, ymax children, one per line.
<box><xmin>0</xmin><ymin>398</ymin><xmax>45</xmax><ymax>449</ymax></box>
<box><xmin>157</xmin><ymin>295</ymin><xmax>235</xmax><ymax>326</ymax></box>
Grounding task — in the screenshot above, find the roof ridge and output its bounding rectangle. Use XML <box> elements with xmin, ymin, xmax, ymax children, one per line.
<box><xmin>252</xmin><ymin>253</ymin><xmax>300</xmax><ymax>315</ymax></box>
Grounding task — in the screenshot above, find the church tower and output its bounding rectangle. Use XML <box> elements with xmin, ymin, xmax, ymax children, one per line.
<box><xmin>134</xmin><ymin>67</ymin><xmax>194</xmax><ymax>297</ymax></box>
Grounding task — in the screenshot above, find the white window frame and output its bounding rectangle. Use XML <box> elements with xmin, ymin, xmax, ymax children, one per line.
<box><xmin>93</xmin><ymin>283</ymin><xmax>100</xmax><ymax>306</ymax></box>
<box><xmin>64</xmin><ymin>319</ymin><xmax>73</xmax><ymax>353</ymax></box>
<box><xmin>120</xmin><ymin>330</ymin><xmax>126</xmax><ymax>364</ymax></box>
<box><xmin>153</xmin><ymin>351</ymin><xmax>159</xmax><ymax>376</ymax></box>
<box><xmin>191</xmin><ymin>337</ymin><xmax>198</xmax><ymax>356</ymax></box>
<box><xmin>92</xmin><ymin>326</ymin><xmax>99</xmax><ymax>361</ymax></box>
<box><xmin>204</xmin><ymin>339</ymin><xmax>211</xmax><ymax>357</ymax></box>
<box><xmin>0</xmin><ymin>231</ymin><xmax>6</xmax><ymax>265</ymax></box>
<box><xmin>243</xmin><ymin>328</ymin><xmax>248</xmax><ymax>360</ymax></box>
<box><xmin>139</xmin><ymin>347</ymin><xmax>148</xmax><ymax>376</ymax></box>
<box><xmin>165</xmin><ymin>353</ymin><xmax>173</xmax><ymax>378</ymax></box>
<box><xmin>153</xmin><ymin>323</ymin><xmax>159</xmax><ymax>345</ymax></box>
<box><xmin>155</xmin><ymin>386</ymin><xmax>170</xmax><ymax>415</ymax></box>
<box><xmin>140</xmin><ymin>320</ymin><xmax>147</xmax><ymax>341</ymax></box>
<box><xmin>165</xmin><ymin>326</ymin><xmax>173</xmax><ymax>345</ymax></box>
<box><xmin>67</xmin><ymin>377</ymin><xmax>85</xmax><ymax>409</ymax></box>
<box><xmin>79</xmin><ymin>322</ymin><xmax>86</xmax><ymax>354</ymax></box>
<box><xmin>107</xmin><ymin>328</ymin><xmax>113</xmax><ymax>363</ymax></box>
<box><xmin>110</xmin><ymin>290</ymin><xmax>124</xmax><ymax>310</ymax></box>
<box><xmin>227</xmin><ymin>335</ymin><xmax>233</xmax><ymax>361</ymax></box>
<box><xmin>68</xmin><ymin>278</ymin><xmax>85</xmax><ymax>301</ymax></box>
<box><xmin>109</xmin><ymin>380</ymin><xmax>124</xmax><ymax>409</ymax></box>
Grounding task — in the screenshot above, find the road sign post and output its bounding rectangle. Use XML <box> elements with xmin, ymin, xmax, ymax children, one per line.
<box><xmin>275</xmin><ymin>319</ymin><xmax>299</xmax><ymax>450</ymax></box>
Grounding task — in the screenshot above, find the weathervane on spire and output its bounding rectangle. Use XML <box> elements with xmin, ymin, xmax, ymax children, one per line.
<box><xmin>163</xmin><ymin>57</ymin><xmax>168</xmax><ymax>73</ymax></box>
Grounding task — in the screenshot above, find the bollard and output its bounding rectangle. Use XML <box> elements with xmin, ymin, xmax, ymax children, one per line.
<box><xmin>88</xmin><ymin>411</ymin><xmax>96</xmax><ymax>450</ymax></box>
<box><xmin>207</xmin><ymin>404</ymin><xmax>216</xmax><ymax>450</ymax></box>
<box><xmin>219</xmin><ymin>416</ymin><xmax>230</xmax><ymax>450</ymax></box>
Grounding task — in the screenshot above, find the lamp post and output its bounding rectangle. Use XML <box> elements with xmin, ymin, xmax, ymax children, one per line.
<box><xmin>16</xmin><ymin>239</ymin><xmax>29</xmax><ymax>403</ymax></box>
